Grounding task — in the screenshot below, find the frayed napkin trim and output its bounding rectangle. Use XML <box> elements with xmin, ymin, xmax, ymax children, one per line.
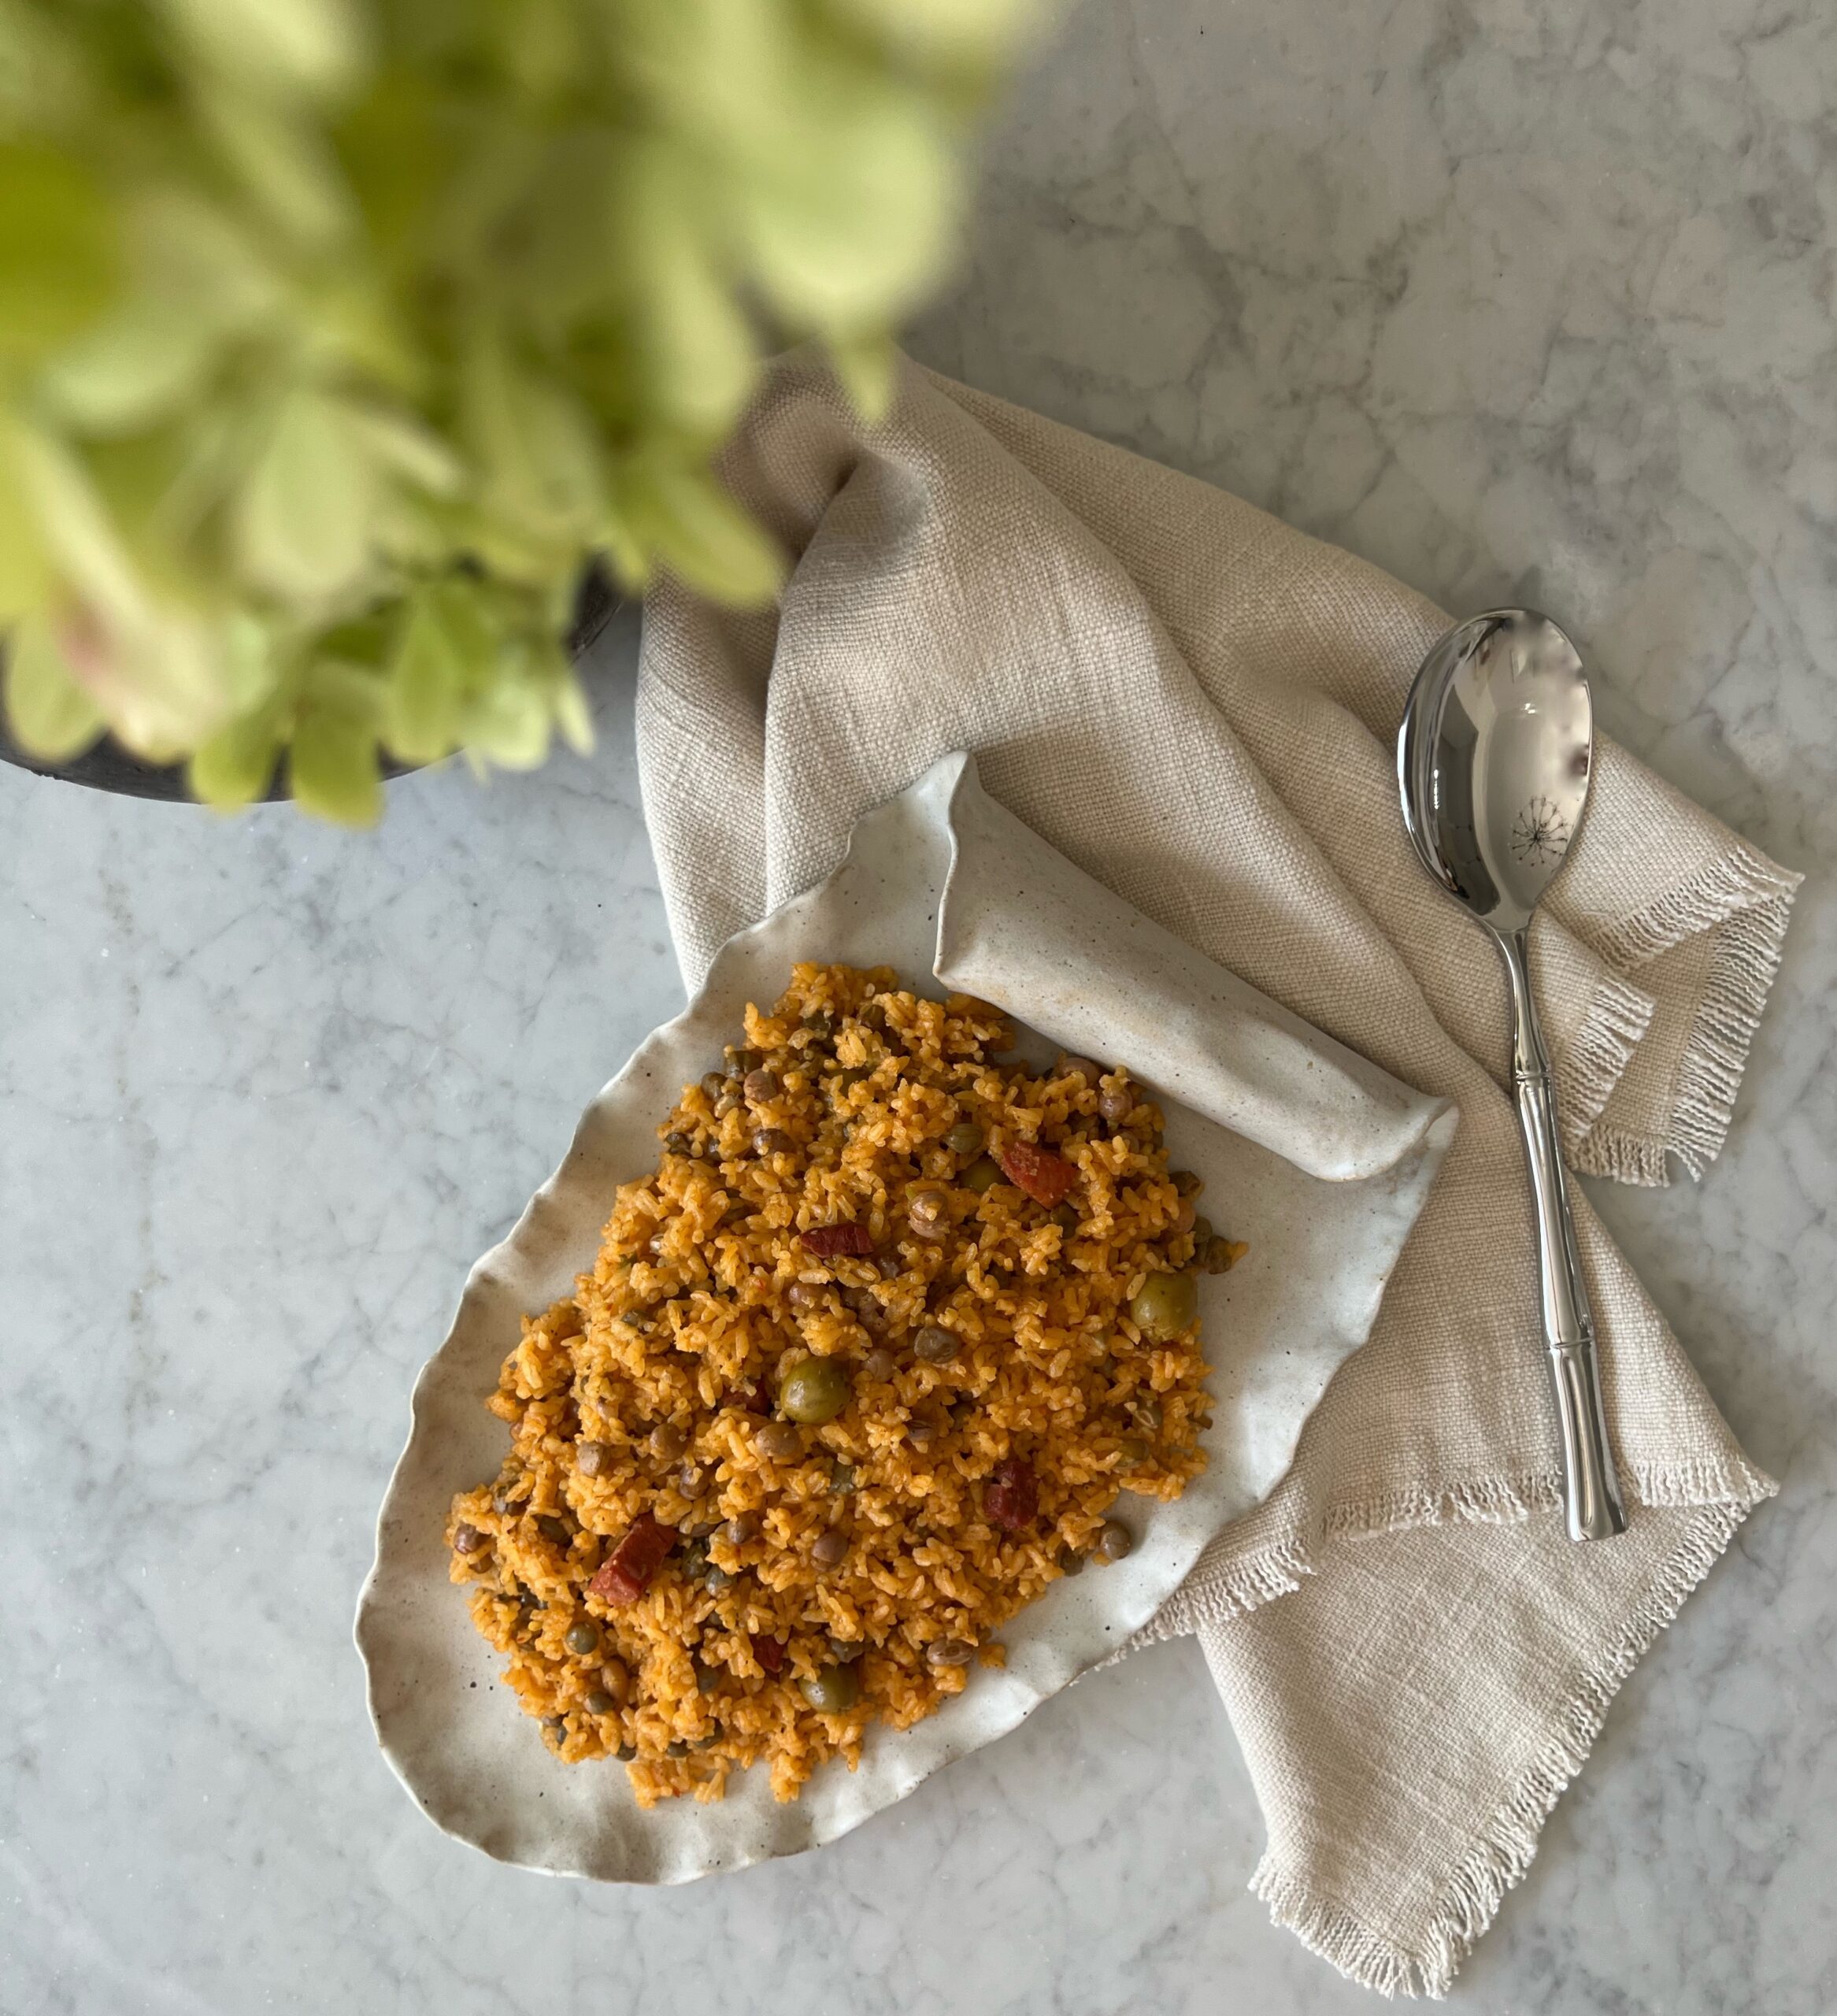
<box><xmin>1137</xmin><ymin>1454</ymin><xmax>1776</xmax><ymax>1645</ymax></box>
<box><xmin>1664</xmin><ymin>885</ymin><xmax>1798</xmax><ymax>1179</ymax></box>
<box><xmin>1557</xmin><ymin>971</ymin><xmax>1655</xmax><ymax>1163</ymax></box>
<box><xmin>1245</xmin><ymin>1491</ymin><xmax>1774</xmax><ymax>1998</ymax></box>
<box><xmin>1593</xmin><ymin>843</ymin><xmax>1802</xmax><ymax>973</ymax></box>
<box><xmin>1576</xmin><ymin>850</ymin><xmax>1801</xmax><ymax>1187</ymax></box>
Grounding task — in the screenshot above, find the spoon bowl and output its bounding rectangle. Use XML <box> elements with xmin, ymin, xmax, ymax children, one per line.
<box><xmin>1399</xmin><ymin>610</ymin><xmax>1594</xmax><ymax>934</ymax></box>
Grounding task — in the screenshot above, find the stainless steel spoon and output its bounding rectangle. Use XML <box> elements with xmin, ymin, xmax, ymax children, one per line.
<box><xmin>1398</xmin><ymin>608</ymin><xmax>1627</xmax><ymax>1542</ymax></box>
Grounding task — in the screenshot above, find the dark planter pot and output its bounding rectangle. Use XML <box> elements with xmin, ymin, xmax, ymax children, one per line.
<box><xmin>0</xmin><ymin>563</ymin><xmax>621</xmax><ymax>803</ymax></box>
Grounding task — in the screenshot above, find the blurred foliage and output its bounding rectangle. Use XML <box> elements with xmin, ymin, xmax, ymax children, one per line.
<box><xmin>0</xmin><ymin>0</ymin><xmax>1039</xmax><ymax>817</ymax></box>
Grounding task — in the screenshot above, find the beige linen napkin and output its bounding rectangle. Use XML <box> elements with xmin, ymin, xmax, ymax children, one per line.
<box><xmin>635</xmin><ymin>350</ymin><xmax>1798</xmax><ymax>1996</ymax></box>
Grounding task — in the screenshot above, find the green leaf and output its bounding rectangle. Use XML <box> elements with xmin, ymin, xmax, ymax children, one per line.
<box><xmin>627</xmin><ymin>461</ymin><xmax>782</xmax><ymax>607</ymax></box>
<box><xmin>198</xmin><ymin>92</ymin><xmax>350</xmax><ymax>249</ymax></box>
<box><xmin>90</xmin><ymin>609</ymin><xmax>238</xmax><ymax>761</ymax></box>
<box><xmin>457</xmin><ymin>670</ymin><xmax>550</xmax><ymax>771</ymax></box>
<box><xmin>616</xmin><ymin>0</ymin><xmax>786</xmax><ymax>136</ymax></box>
<box><xmin>828</xmin><ymin>0</ymin><xmax>1043</xmax><ymax>71</ymax></box>
<box><xmin>139</xmin><ymin>187</ymin><xmax>284</xmax><ymax>336</ymax></box>
<box><xmin>381</xmin><ymin>591</ymin><xmax>464</xmax><ymax>763</ymax></box>
<box><xmin>598</xmin><ymin>483</ymin><xmax>654</xmax><ymax>595</ymax></box>
<box><xmin>827</xmin><ymin>330</ymin><xmax>899</xmax><ymax>423</ymax></box>
<box><xmin>503</xmin><ymin>621</ymin><xmax>594</xmax><ymax>757</ymax></box>
<box><xmin>189</xmin><ymin>705</ymin><xmax>281</xmax><ymax>808</ymax></box>
<box><xmin>218</xmin><ymin>611</ymin><xmax>283</xmax><ymax>710</ymax></box>
<box><xmin>43</xmin><ymin>191</ymin><xmax>283</xmax><ymax>443</ymax></box>
<box><xmin>735</xmin><ymin>59</ymin><xmax>958</xmax><ymax>327</ymax></box>
<box><xmin>158</xmin><ymin>0</ymin><xmax>364</xmax><ymax>102</ymax></box>
<box><xmin>463</xmin><ymin>332</ymin><xmax>605</xmax><ymax>546</ymax></box>
<box><xmin>335</xmin><ymin>68</ymin><xmax>450</xmax><ymax>264</ymax></box>
<box><xmin>8</xmin><ymin>420</ymin><xmax>148</xmax><ymax>630</ymax></box>
<box><xmin>553</xmin><ymin>667</ymin><xmax>594</xmax><ymax>755</ymax></box>
<box><xmin>0</xmin><ymin>2</ymin><xmax>85</xmax><ymax>133</ymax></box>
<box><xmin>487</xmin><ymin>0</ymin><xmax>588</xmax><ymax>101</ymax></box>
<box><xmin>42</xmin><ymin>295</ymin><xmax>224</xmax><ymax>434</ymax></box>
<box><xmin>634</xmin><ymin>229</ymin><xmax>756</xmax><ymax>439</ymax></box>
<box><xmin>430</xmin><ymin>576</ymin><xmax>502</xmax><ymax>665</ymax></box>
<box><xmin>621</xmin><ymin>141</ymin><xmax>757</xmax><ymax>438</ymax></box>
<box><xmin>289</xmin><ymin>661</ymin><xmax>382</xmax><ymax>825</ymax></box>
<box><xmin>232</xmin><ymin>389</ymin><xmax>377</xmax><ymax>602</ymax></box>
<box><xmin>0</xmin><ymin>411</ymin><xmax>52</xmax><ymax>619</ymax></box>
<box><xmin>346</xmin><ymin>405</ymin><xmax>461</xmax><ymax>498</ymax></box>
<box><xmin>1</xmin><ymin>617</ymin><xmax>103</xmax><ymax>761</ymax></box>
<box><xmin>0</xmin><ymin>144</ymin><xmax>119</xmax><ymax>365</ymax></box>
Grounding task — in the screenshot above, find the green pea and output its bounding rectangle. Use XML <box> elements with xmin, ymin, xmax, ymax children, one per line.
<box><xmin>1130</xmin><ymin>1271</ymin><xmax>1198</xmax><ymax>1340</ymax></box>
<box><xmin>800</xmin><ymin>1664</ymin><xmax>861</xmax><ymax>1713</ymax></box>
<box><xmin>564</xmin><ymin>1620</ymin><xmax>602</xmax><ymax>1656</ymax></box>
<box><xmin>944</xmin><ymin>1120</ymin><xmax>986</xmax><ymax>1158</ymax></box>
<box><xmin>780</xmin><ymin>1356</ymin><xmax>850</xmax><ymax>1424</ymax></box>
<box><xmin>960</xmin><ymin>1156</ymin><xmax>1002</xmax><ymax>1194</ymax></box>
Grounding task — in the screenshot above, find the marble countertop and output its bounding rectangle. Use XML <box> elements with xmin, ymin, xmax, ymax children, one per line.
<box><xmin>6</xmin><ymin>2</ymin><xmax>1833</xmax><ymax>2010</ymax></box>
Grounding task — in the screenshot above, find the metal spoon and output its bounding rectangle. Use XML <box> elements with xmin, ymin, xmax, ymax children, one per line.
<box><xmin>1398</xmin><ymin>608</ymin><xmax>1627</xmax><ymax>1542</ymax></box>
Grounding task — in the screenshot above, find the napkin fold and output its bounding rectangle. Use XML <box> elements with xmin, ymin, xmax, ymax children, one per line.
<box><xmin>635</xmin><ymin>350</ymin><xmax>1798</xmax><ymax>1996</ymax></box>
<box><xmin>934</xmin><ymin>766</ymin><xmax>1454</xmax><ymax>1183</ymax></box>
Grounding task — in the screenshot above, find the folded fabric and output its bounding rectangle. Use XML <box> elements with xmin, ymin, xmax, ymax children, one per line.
<box><xmin>635</xmin><ymin>350</ymin><xmax>1798</xmax><ymax>1996</ymax></box>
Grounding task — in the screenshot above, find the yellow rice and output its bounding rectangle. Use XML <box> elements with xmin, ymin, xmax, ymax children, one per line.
<box><xmin>447</xmin><ymin>964</ymin><xmax>1224</xmax><ymax>1806</ymax></box>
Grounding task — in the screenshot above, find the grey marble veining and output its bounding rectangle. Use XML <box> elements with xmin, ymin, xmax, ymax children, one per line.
<box><xmin>4</xmin><ymin>1</ymin><xmax>1834</xmax><ymax>2010</ymax></box>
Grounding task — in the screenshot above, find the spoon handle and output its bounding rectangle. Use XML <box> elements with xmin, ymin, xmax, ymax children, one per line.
<box><xmin>1500</xmin><ymin>928</ymin><xmax>1628</xmax><ymax>1543</ymax></box>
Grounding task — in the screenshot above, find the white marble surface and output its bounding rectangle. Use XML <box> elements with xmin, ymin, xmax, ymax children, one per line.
<box><xmin>4</xmin><ymin>1</ymin><xmax>1833</xmax><ymax>2009</ymax></box>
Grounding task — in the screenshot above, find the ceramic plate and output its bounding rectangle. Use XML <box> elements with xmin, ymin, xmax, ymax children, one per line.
<box><xmin>357</xmin><ymin>754</ymin><xmax>1455</xmax><ymax>1881</ymax></box>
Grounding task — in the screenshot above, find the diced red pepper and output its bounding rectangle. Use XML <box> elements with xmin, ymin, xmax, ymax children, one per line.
<box><xmin>801</xmin><ymin>1222</ymin><xmax>876</xmax><ymax>1258</ymax></box>
<box><xmin>998</xmin><ymin>1141</ymin><xmax>1076</xmax><ymax>1207</ymax></box>
<box><xmin>985</xmin><ymin>1456</ymin><xmax>1039</xmax><ymax>1532</ymax></box>
<box><xmin>588</xmin><ymin>1513</ymin><xmax>676</xmax><ymax>1606</ymax></box>
<box><xmin>752</xmin><ymin>1633</ymin><xmax>786</xmax><ymax>1676</ymax></box>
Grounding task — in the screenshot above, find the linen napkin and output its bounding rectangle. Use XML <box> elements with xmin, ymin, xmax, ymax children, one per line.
<box><xmin>634</xmin><ymin>350</ymin><xmax>1798</xmax><ymax>1996</ymax></box>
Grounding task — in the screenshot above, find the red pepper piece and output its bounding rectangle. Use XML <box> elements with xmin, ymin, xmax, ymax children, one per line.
<box><xmin>801</xmin><ymin>1222</ymin><xmax>876</xmax><ymax>1258</ymax></box>
<box><xmin>752</xmin><ymin>1633</ymin><xmax>786</xmax><ymax>1676</ymax></box>
<box><xmin>588</xmin><ymin>1513</ymin><xmax>676</xmax><ymax>1606</ymax></box>
<box><xmin>997</xmin><ymin>1141</ymin><xmax>1076</xmax><ymax>1207</ymax></box>
<box><xmin>985</xmin><ymin>1456</ymin><xmax>1039</xmax><ymax>1532</ymax></box>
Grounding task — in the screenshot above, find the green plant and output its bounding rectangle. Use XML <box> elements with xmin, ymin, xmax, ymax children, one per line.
<box><xmin>0</xmin><ymin>0</ymin><xmax>1036</xmax><ymax>819</ymax></box>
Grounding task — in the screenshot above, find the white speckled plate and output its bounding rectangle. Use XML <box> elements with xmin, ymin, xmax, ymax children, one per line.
<box><xmin>357</xmin><ymin>754</ymin><xmax>1456</xmax><ymax>1883</ymax></box>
